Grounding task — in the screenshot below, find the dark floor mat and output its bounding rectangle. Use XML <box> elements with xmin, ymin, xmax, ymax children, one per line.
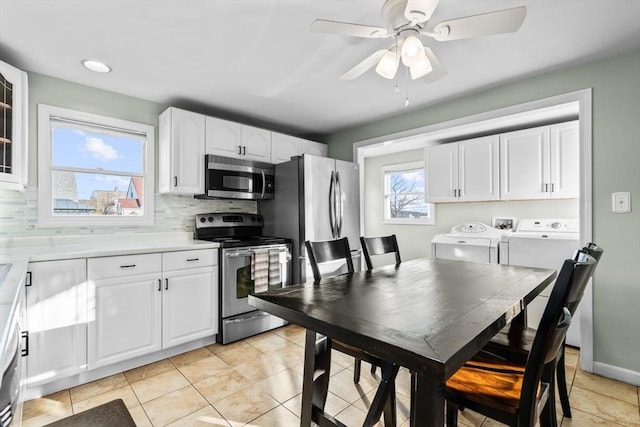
<box><xmin>44</xmin><ymin>398</ymin><xmax>136</xmax><ymax>427</ymax></box>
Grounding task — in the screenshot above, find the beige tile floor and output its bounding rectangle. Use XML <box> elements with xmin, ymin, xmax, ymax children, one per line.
<box><xmin>23</xmin><ymin>324</ymin><xmax>640</xmax><ymax>426</ymax></box>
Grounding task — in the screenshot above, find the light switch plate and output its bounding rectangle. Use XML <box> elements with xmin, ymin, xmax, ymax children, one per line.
<box><xmin>612</xmin><ymin>192</ymin><xmax>631</xmax><ymax>213</ymax></box>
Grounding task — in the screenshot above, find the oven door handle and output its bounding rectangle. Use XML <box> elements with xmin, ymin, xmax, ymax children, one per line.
<box><xmin>225</xmin><ymin>248</ymin><xmax>289</xmax><ymax>257</ymax></box>
<box><xmin>225</xmin><ymin>251</ymin><xmax>256</xmax><ymax>258</ymax></box>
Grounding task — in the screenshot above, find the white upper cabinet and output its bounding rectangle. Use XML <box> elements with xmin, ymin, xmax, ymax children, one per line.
<box><xmin>205</xmin><ymin>117</ymin><xmax>271</xmax><ymax>162</ymax></box>
<box><xmin>240</xmin><ymin>125</ymin><xmax>271</xmax><ymax>162</ymax></box>
<box><xmin>425</xmin><ymin>135</ymin><xmax>499</xmax><ymax>203</ymax></box>
<box><xmin>548</xmin><ymin>121</ymin><xmax>580</xmax><ymax>199</ymax></box>
<box><xmin>271</xmin><ymin>133</ymin><xmax>301</xmax><ymax>164</ymax></box>
<box><xmin>158</xmin><ymin>107</ymin><xmax>205</xmax><ymax>194</ymax></box>
<box><xmin>205</xmin><ymin>116</ymin><xmax>242</xmax><ymax>158</ymax></box>
<box><xmin>271</xmin><ymin>132</ymin><xmax>328</xmax><ymax>164</ymax></box>
<box><xmin>0</xmin><ymin>59</ymin><xmax>28</xmax><ymax>189</ymax></box>
<box><xmin>500</xmin><ymin>121</ymin><xmax>579</xmax><ymax>200</ymax></box>
<box><xmin>300</xmin><ymin>139</ymin><xmax>328</xmax><ymax>158</ymax></box>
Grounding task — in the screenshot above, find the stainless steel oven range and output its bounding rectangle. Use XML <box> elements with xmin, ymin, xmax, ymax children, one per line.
<box><xmin>194</xmin><ymin>213</ymin><xmax>291</xmax><ymax>344</ymax></box>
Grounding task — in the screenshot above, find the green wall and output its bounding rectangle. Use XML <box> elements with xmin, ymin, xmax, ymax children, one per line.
<box><xmin>26</xmin><ymin>72</ymin><xmax>168</xmax><ymax>186</ymax></box>
<box><xmin>328</xmin><ymin>50</ymin><xmax>640</xmax><ymax>375</ymax></box>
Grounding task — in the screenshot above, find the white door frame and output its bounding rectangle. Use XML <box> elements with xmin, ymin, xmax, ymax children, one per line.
<box><xmin>353</xmin><ymin>89</ymin><xmax>594</xmax><ymax>371</ymax></box>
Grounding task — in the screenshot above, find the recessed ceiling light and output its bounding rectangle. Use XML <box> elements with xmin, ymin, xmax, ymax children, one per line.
<box><xmin>81</xmin><ymin>59</ymin><xmax>112</xmax><ymax>73</ymax></box>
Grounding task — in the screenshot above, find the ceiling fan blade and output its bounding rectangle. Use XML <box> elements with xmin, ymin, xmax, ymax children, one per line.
<box><xmin>430</xmin><ymin>6</ymin><xmax>527</xmax><ymax>41</ymax></box>
<box><xmin>404</xmin><ymin>0</ymin><xmax>440</xmax><ymax>24</ymax></box>
<box><xmin>422</xmin><ymin>47</ymin><xmax>447</xmax><ymax>84</ymax></box>
<box><xmin>339</xmin><ymin>49</ymin><xmax>388</xmax><ymax>80</ymax></box>
<box><xmin>310</xmin><ymin>19</ymin><xmax>389</xmax><ymax>38</ymax></box>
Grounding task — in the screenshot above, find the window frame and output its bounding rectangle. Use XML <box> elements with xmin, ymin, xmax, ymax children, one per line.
<box><xmin>37</xmin><ymin>104</ymin><xmax>155</xmax><ymax>227</ymax></box>
<box><xmin>381</xmin><ymin>161</ymin><xmax>435</xmax><ymax>225</ymax></box>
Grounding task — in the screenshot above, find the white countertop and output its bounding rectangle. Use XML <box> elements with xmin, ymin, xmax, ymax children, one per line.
<box><xmin>0</xmin><ymin>232</ymin><xmax>219</xmax><ymax>262</ymax></box>
<box><xmin>0</xmin><ymin>232</ymin><xmax>220</xmax><ymax>374</ymax></box>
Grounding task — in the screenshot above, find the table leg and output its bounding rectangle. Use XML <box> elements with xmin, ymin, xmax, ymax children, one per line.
<box><xmin>301</xmin><ymin>330</ymin><xmax>332</xmax><ymax>426</ymax></box>
<box><xmin>411</xmin><ymin>373</ymin><xmax>445</xmax><ymax>427</ymax></box>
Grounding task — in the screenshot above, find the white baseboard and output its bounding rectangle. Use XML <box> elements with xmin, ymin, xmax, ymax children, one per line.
<box><xmin>593</xmin><ymin>361</ymin><xmax>640</xmax><ymax>386</ymax></box>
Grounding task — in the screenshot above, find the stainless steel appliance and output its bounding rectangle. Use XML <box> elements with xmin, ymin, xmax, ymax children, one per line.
<box><xmin>194</xmin><ymin>213</ymin><xmax>291</xmax><ymax>344</ymax></box>
<box><xmin>262</xmin><ymin>154</ymin><xmax>361</xmax><ymax>285</ymax></box>
<box><xmin>197</xmin><ymin>155</ymin><xmax>275</xmax><ymax>200</ymax></box>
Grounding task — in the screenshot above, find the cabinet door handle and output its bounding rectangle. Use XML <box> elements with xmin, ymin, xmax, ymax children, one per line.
<box><xmin>158</xmin><ymin>279</ymin><xmax>162</xmax><ymax>291</ymax></box>
<box><xmin>551</xmin><ymin>183</ymin><xmax>555</xmax><ymax>192</ymax></box>
<box><xmin>26</xmin><ymin>271</ymin><xmax>32</xmax><ymax>287</ymax></box>
<box><xmin>453</xmin><ymin>189</ymin><xmax>457</xmax><ymax>197</ymax></box>
<box><xmin>242</xmin><ymin>146</ymin><xmax>246</xmax><ymax>155</ymax></box>
<box><xmin>120</xmin><ymin>264</ymin><xmax>136</xmax><ymax>269</ymax></box>
<box><xmin>174</xmin><ymin>176</ymin><xmax>178</xmax><ymax>187</ymax></box>
<box><xmin>165</xmin><ymin>278</ymin><xmax>169</xmax><ymax>290</ymax></box>
<box><xmin>21</xmin><ymin>331</ymin><xmax>29</xmax><ymax>357</ymax></box>
<box><xmin>186</xmin><ymin>258</ymin><xmax>199</xmax><ymax>262</ymax></box>
<box><xmin>238</xmin><ymin>145</ymin><xmax>242</xmax><ymax>155</ymax></box>
<box><xmin>544</xmin><ymin>183</ymin><xmax>549</xmax><ymax>192</ymax></box>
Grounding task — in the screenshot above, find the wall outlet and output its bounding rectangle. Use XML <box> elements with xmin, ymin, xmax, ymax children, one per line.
<box><xmin>612</xmin><ymin>192</ymin><xmax>631</xmax><ymax>213</ymax></box>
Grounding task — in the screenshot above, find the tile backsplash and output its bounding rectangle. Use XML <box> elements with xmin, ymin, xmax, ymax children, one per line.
<box><xmin>0</xmin><ymin>188</ymin><xmax>257</xmax><ymax>237</ymax></box>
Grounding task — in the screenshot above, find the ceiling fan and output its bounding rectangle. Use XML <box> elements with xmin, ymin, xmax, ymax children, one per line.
<box><xmin>311</xmin><ymin>0</ymin><xmax>527</xmax><ymax>83</ymax></box>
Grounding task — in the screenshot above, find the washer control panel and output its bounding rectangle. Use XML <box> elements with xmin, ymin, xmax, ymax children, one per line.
<box><xmin>516</xmin><ymin>219</ymin><xmax>579</xmax><ymax>233</ymax></box>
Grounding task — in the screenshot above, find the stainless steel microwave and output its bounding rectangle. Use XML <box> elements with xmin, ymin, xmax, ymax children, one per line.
<box><xmin>197</xmin><ymin>155</ymin><xmax>275</xmax><ymax>200</ymax></box>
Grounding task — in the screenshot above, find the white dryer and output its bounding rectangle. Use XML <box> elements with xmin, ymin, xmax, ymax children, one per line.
<box><xmin>500</xmin><ymin>218</ymin><xmax>582</xmax><ymax>346</ymax></box>
<box><xmin>431</xmin><ymin>222</ymin><xmax>509</xmax><ymax>264</ymax></box>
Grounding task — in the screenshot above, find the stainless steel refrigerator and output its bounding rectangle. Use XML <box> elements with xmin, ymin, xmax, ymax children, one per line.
<box><xmin>262</xmin><ymin>154</ymin><xmax>361</xmax><ymax>285</ymax></box>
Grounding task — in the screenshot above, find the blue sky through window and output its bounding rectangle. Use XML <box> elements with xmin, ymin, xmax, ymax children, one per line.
<box><xmin>52</xmin><ymin>127</ymin><xmax>143</xmax><ymax>199</ymax></box>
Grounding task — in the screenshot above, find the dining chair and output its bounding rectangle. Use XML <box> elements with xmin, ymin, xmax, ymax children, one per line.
<box><xmin>304</xmin><ymin>238</ymin><xmax>398</xmax><ymax>425</ymax></box>
<box><xmin>304</xmin><ymin>238</ymin><xmax>367</xmax><ymax>384</ymax></box>
<box><xmin>360</xmin><ymin>234</ymin><xmax>402</xmax><ymax>379</ymax></box>
<box><xmin>483</xmin><ymin>242</ymin><xmax>603</xmax><ymax>418</ymax></box>
<box><xmin>445</xmin><ymin>250</ymin><xmax>598</xmax><ymax>427</ymax></box>
<box><xmin>360</xmin><ymin>234</ymin><xmax>401</xmax><ymax>270</ymax></box>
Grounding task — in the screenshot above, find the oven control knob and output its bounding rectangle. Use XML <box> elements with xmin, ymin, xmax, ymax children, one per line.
<box><xmin>208</xmin><ymin>216</ymin><xmax>214</xmax><ymax>222</ymax></box>
<box><xmin>199</xmin><ymin>217</ymin><xmax>206</xmax><ymax>223</ymax></box>
<box><xmin>251</xmin><ymin>217</ymin><xmax>256</xmax><ymax>222</ymax></box>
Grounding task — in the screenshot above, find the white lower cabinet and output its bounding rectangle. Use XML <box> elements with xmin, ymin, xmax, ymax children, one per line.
<box><xmin>162</xmin><ymin>250</ymin><xmax>218</xmax><ymax>348</ymax></box>
<box><xmin>87</xmin><ymin>249</ymin><xmax>217</xmax><ymax>370</ymax></box>
<box><xmin>26</xmin><ymin>259</ymin><xmax>87</xmax><ymax>387</ymax></box>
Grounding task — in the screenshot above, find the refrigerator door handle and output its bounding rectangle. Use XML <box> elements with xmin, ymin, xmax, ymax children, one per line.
<box><xmin>329</xmin><ymin>170</ymin><xmax>336</xmax><ymax>239</ymax></box>
<box><xmin>335</xmin><ymin>171</ymin><xmax>344</xmax><ymax>237</ymax></box>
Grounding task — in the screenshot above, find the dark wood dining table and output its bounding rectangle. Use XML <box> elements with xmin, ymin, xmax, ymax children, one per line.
<box><xmin>249</xmin><ymin>257</ymin><xmax>557</xmax><ymax>427</ymax></box>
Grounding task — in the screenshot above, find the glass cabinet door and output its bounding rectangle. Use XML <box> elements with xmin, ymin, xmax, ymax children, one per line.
<box><xmin>0</xmin><ymin>72</ymin><xmax>13</xmax><ymax>175</ymax></box>
<box><xmin>0</xmin><ymin>59</ymin><xmax>27</xmax><ymax>188</ymax></box>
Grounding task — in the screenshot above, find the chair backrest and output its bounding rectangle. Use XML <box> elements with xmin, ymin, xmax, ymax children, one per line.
<box><xmin>305</xmin><ymin>237</ymin><xmax>354</xmax><ymax>283</ymax></box>
<box><xmin>566</xmin><ymin>243</ymin><xmax>604</xmax><ymax>314</ymax></box>
<box><xmin>582</xmin><ymin>242</ymin><xmax>604</xmax><ymax>261</ymax></box>
<box><xmin>518</xmin><ymin>250</ymin><xmax>597</xmax><ymax>425</ymax></box>
<box><xmin>360</xmin><ymin>235</ymin><xmax>401</xmax><ymax>270</ymax></box>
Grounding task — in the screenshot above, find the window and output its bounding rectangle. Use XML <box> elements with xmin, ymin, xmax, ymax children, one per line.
<box><xmin>38</xmin><ymin>104</ymin><xmax>154</xmax><ymax>226</ymax></box>
<box><xmin>382</xmin><ymin>161</ymin><xmax>434</xmax><ymax>224</ymax></box>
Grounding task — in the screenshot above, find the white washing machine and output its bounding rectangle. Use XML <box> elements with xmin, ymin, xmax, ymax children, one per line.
<box><xmin>500</xmin><ymin>218</ymin><xmax>582</xmax><ymax>346</ymax></box>
<box><xmin>431</xmin><ymin>222</ymin><xmax>509</xmax><ymax>264</ymax></box>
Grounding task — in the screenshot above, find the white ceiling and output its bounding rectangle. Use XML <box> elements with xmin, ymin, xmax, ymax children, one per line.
<box><xmin>1</xmin><ymin>0</ymin><xmax>639</xmax><ymax>138</ymax></box>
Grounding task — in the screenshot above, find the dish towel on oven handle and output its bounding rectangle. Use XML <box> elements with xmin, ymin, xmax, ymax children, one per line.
<box><xmin>268</xmin><ymin>249</ymin><xmax>281</xmax><ymax>287</ymax></box>
<box><xmin>251</xmin><ymin>249</ymin><xmax>270</xmax><ymax>293</ymax></box>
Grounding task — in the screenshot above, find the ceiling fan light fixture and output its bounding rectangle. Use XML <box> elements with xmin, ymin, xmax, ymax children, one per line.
<box><xmin>375</xmin><ymin>49</ymin><xmax>399</xmax><ymax>79</ymax></box>
<box><xmin>409</xmin><ymin>55</ymin><xmax>433</xmax><ymax>79</ymax></box>
<box><xmin>400</xmin><ymin>35</ymin><xmax>425</xmax><ymax>66</ymax></box>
